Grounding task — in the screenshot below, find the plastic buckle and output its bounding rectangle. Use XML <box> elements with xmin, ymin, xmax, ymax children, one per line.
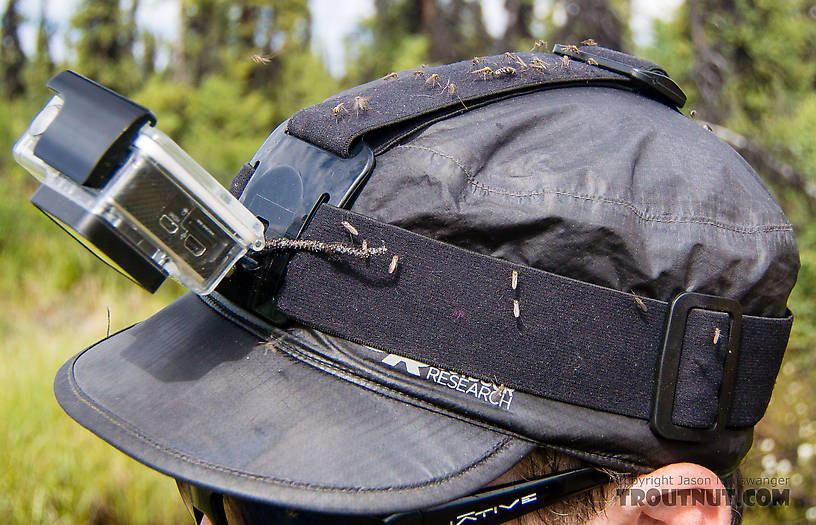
<box><xmin>552</xmin><ymin>44</ymin><xmax>687</xmax><ymax>109</ymax></box>
<box><xmin>650</xmin><ymin>292</ymin><xmax>742</xmax><ymax>442</ymax></box>
<box><xmin>216</xmin><ymin>121</ymin><xmax>376</xmax><ymax>322</ymax></box>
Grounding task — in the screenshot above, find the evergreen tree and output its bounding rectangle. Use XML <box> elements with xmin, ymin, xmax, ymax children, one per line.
<box><xmin>178</xmin><ymin>0</ymin><xmax>230</xmax><ymax>84</ymax></box>
<box><xmin>29</xmin><ymin>1</ymin><xmax>54</xmax><ymax>84</ymax></box>
<box><xmin>648</xmin><ymin>0</ymin><xmax>816</xmax><ymax>210</ymax></box>
<box><xmin>499</xmin><ymin>0</ymin><xmax>534</xmax><ymax>51</ymax></box>
<box><xmin>348</xmin><ymin>0</ymin><xmax>492</xmax><ymax>82</ymax></box>
<box><xmin>35</xmin><ymin>3</ymin><xmax>52</xmax><ymax>71</ymax></box>
<box><xmin>235</xmin><ymin>0</ymin><xmax>312</xmax><ymax>90</ymax></box>
<box><xmin>1</xmin><ymin>0</ymin><xmax>26</xmax><ymax>98</ymax></box>
<box><xmin>71</xmin><ymin>0</ymin><xmax>140</xmax><ymax>92</ymax></box>
<box><xmin>141</xmin><ymin>30</ymin><xmax>157</xmax><ymax>77</ymax></box>
<box><xmin>72</xmin><ymin>0</ymin><xmax>123</xmax><ymax>69</ymax></box>
<box><xmin>124</xmin><ymin>0</ymin><xmax>140</xmax><ymax>57</ymax></box>
<box><xmin>549</xmin><ymin>0</ymin><xmax>630</xmax><ymax>50</ymax></box>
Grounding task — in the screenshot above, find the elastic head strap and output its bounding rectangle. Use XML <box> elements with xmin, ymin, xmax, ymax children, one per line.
<box><xmin>273</xmin><ymin>204</ymin><xmax>791</xmax><ymax>438</ymax></box>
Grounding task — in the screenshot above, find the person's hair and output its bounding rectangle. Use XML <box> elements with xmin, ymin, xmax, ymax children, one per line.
<box><xmin>503</xmin><ymin>447</ymin><xmax>743</xmax><ymax>525</ymax></box>
<box><xmin>216</xmin><ymin>447</ymin><xmax>743</xmax><ymax>525</ymax></box>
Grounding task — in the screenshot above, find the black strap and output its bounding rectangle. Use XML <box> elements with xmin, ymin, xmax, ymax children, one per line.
<box><xmin>287</xmin><ymin>47</ymin><xmax>681</xmax><ymax>158</ymax></box>
<box><xmin>229</xmin><ymin>162</ymin><xmax>257</xmax><ymax>198</ymax></box>
<box><xmin>275</xmin><ymin>205</ymin><xmax>792</xmax><ymax>430</ymax></box>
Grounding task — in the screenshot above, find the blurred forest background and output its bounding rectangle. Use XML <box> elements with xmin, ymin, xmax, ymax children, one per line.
<box><xmin>1</xmin><ymin>0</ymin><xmax>815</xmax><ymax>523</ymax></box>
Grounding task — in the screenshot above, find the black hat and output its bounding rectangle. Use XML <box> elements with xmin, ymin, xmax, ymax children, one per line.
<box><xmin>54</xmin><ymin>47</ymin><xmax>798</xmax><ymax>516</ymax></box>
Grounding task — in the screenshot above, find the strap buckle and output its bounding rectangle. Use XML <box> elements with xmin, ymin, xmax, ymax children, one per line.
<box><xmin>650</xmin><ymin>292</ymin><xmax>742</xmax><ymax>442</ymax></box>
<box><xmin>553</xmin><ymin>44</ymin><xmax>687</xmax><ymax>108</ymax></box>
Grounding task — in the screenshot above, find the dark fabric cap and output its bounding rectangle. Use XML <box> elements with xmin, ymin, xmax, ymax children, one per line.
<box><xmin>351</xmin><ymin>87</ymin><xmax>797</xmax><ymax>318</ymax></box>
<box><xmin>54</xmin><ymin>80</ymin><xmax>798</xmax><ymax>514</ymax></box>
<box><xmin>56</xmin><ymin>293</ymin><xmax>533</xmax><ymax>514</ymax></box>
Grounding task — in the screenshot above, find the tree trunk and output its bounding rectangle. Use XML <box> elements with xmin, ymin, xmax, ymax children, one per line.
<box><xmin>142</xmin><ymin>31</ymin><xmax>156</xmax><ymax>77</ymax></box>
<box><xmin>499</xmin><ymin>0</ymin><xmax>533</xmax><ymax>51</ymax></box>
<box><xmin>687</xmin><ymin>0</ymin><xmax>728</xmax><ymax>123</ymax></box>
<box><xmin>35</xmin><ymin>2</ymin><xmax>53</xmax><ymax>70</ymax></box>
<box><xmin>173</xmin><ymin>1</ymin><xmax>187</xmax><ymax>83</ymax></box>
<box><xmin>553</xmin><ymin>0</ymin><xmax>626</xmax><ymax>51</ymax></box>
<box><xmin>1</xmin><ymin>0</ymin><xmax>26</xmax><ymax>98</ymax></box>
<box><xmin>421</xmin><ymin>0</ymin><xmax>453</xmax><ymax>62</ymax></box>
<box><xmin>124</xmin><ymin>0</ymin><xmax>140</xmax><ymax>57</ymax></box>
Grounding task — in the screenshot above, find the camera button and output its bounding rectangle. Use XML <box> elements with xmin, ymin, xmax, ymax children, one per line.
<box><xmin>184</xmin><ymin>235</ymin><xmax>206</xmax><ymax>256</ymax></box>
<box><xmin>159</xmin><ymin>215</ymin><xmax>179</xmax><ymax>234</ymax></box>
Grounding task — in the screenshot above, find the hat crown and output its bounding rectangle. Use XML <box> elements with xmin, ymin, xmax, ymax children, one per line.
<box><xmin>350</xmin><ymin>86</ymin><xmax>798</xmax><ymax>317</ymax></box>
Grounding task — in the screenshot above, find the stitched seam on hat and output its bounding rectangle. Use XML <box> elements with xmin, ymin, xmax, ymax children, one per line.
<box><xmin>199</xmin><ymin>252</ymin><xmax>652</xmax><ymax>473</ymax></box>
<box><xmin>201</xmin><ymin>292</ymin><xmax>601</xmax><ymax>451</ymax></box>
<box><xmin>396</xmin><ymin>144</ymin><xmax>793</xmax><ymax>235</ymax></box>
<box><xmin>67</xmin><ymin>352</ymin><xmax>517</xmax><ymax>493</ymax></box>
<box><xmin>273</xmin><ymin>330</ymin><xmax>654</xmax><ymax>472</ymax></box>
<box><xmin>200</xmin><ymin>293</ymin><xmax>272</xmax><ymax>339</ymax></box>
<box><xmin>268</xmin><ymin>322</ymin><xmax>651</xmax><ymax>473</ymax></box>
<box><xmin>203</xmin><ymin>291</ymin><xmax>526</xmax><ymax>428</ymax></box>
<box><xmin>540</xmin><ymin>443</ymin><xmax>648</xmax><ymax>473</ymax></box>
<box><xmin>265</xmin><ymin>328</ymin><xmax>538</xmax><ymax>443</ymax></box>
<box><xmin>202</xmin><ymin>292</ymin><xmax>542</xmax><ymax>448</ymax></box>
<box><xmin>299</xmin><ymin>203</ymin><xmax>795</xmax><ymax>323</ymax></box>
<box><xmin>202</xmin><ymin>288</ymin><xmax>646</xmax><ymax>436</ymax></box>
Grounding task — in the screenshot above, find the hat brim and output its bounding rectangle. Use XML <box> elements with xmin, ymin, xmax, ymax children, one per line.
<box><xmin>54</xmin><ymin>293</ymin><xmax>533</xmax><ymax>515</ymax></box>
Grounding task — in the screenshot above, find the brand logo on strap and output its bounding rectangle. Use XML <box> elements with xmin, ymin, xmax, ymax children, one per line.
<box><xmin>377</xmin><ymin>352</ymin><xmax>514</xmax><ymax>410</ymax></box>
<box><xmin>452</xmin><ymin>493</ymin><xmax>537</xmax><ymax>524</ymax></box>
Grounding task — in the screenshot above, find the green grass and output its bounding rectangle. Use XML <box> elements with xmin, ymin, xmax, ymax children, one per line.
<box><xmin>740</xmin><ymin>224</ymin><xmax>816</xmax><ymax>524</ymax></box>
<box><xmin>0</xmin><ymin>99</ymin><xmax>180</xmax><ymax>523</ymax></box>
<box><xmin>0</xmin><ymin>98</ymin><xmax>184</xmax><ymax>524</ymax></box>
<box><xmin>0</xmin><ymin>278</ymin><xmax>189</xmax><ymax>525</ymax></box>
